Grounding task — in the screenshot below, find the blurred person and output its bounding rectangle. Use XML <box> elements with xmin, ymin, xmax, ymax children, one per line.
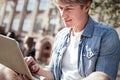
<box><xmin>35</xmin><ymin>36</ymin><xmax>53</xmax><ymax>66</ymax></box>
<box><xmin>6</xmin><ymin>31</ymin><xmax>16</xmax><ymax>39</ymax></box>
<box><xmin>13</xmin><ymin>0</ymin><xmax>120</xmax><ymax>80</ymax></box>
<box><xmin>0</xmin><ymin>26</ymin><xmax>6</xmax><ymax>35</ymax></box>
<box><xmin>22</xmin><ymin>36</ymin><xmax>36</xmax><ymax>59</ymax></box>
<box><xmin>6</xmin><ymin>31</ymin><xmax>23</xmax><ymax>51</ymax></box>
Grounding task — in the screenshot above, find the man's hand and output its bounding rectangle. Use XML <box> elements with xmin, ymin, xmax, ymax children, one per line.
<box><xmin>18</xmin><ymin>56</ymin><xmax>41</xmax><ymax>80</ymax></box>
<box><xmin>24</xmin><ymin>56</ymin><xmax>40</xmax><ymax>75</ymax></box>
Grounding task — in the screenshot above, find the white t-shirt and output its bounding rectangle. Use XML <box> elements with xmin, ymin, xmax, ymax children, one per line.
<box><xmin>61</xmin><ymin>31</ymin><xmax>83</xmax><ymax>80</ymax></box>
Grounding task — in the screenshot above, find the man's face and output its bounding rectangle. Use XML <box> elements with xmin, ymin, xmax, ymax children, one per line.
<box><xmin>57</xmin><ymin>2</ymin><xmax>88</xmax><ymax>28</ymax></box>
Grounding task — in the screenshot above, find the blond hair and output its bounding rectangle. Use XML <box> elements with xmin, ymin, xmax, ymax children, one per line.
<box><xmin>53</xmin><ymin>0</ymin><xmax>92</xmax><ymax>4</ymax></box>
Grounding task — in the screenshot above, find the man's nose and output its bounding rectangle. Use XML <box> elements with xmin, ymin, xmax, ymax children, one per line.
<box><xmin>61</xmin><ymin>10</ymin><xmax>67</xmax><ymax>19</ymax></box>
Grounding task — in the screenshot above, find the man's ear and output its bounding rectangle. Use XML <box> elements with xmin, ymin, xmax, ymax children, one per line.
<box><xmin>84</xmin><ymin>1</ymin><xmax>91</xmax><ymax>13</ymax></box>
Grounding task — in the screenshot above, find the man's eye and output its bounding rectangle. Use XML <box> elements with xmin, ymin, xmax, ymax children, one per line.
<box><xmin>66</xmin><ymin>8</ymin><xmax>72</xmax><ymax>11</ymax></box>
<box><xmin>59</xmin><ymin>7</ymin><xmax>63</xmax><ymax>10</ymax></box>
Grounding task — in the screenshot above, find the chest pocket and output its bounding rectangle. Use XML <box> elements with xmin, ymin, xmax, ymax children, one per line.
<box><xmin>82</xmin><ymin>36</ymin><xmax>101</xmax><ymax>76</ymax></box>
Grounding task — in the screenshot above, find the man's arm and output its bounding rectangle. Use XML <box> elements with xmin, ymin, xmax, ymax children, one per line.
<box><xmin>0</xmin><ymin>64</ymin><xmax>22</xmax><ymax>80</ymax></box>
<box><xmin>82</xmin><ymin>72</ymin><xmax>111</xmax><ymax>80</ymax></box>
<box><xmin>95</xmin><ymin>29</ymin><xmax>120</xmax><ymax>80</ymax></box>
<box><xmin>25</xmin><ymin>56</ymin><xmax>55</xmax><ymax>80</ymax></box>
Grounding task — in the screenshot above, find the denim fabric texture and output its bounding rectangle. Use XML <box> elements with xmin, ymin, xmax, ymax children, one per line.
<box><xmin>48</xmin><ymin>16</ymin><xmax>120</xmax><ymax>80</ymax></box>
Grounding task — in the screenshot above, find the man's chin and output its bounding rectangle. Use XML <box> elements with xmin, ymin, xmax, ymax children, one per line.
<box><xmin>65</xmin><ymin>26</ymin><xmax>72</xmax><ymax>28</ymax></box>
<box><xmin>64</xmin><ymin>23</ymin><xmax>70</xmax><ymax>27</ymax></box>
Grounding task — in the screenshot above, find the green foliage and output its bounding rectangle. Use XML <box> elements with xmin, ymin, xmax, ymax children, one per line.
<box><xmin>89</xmin><ymin>0</ymin><xmax>120</xmax><ymax>28</ymax></box>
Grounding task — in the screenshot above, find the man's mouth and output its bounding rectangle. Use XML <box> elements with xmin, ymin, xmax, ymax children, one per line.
<box><xmin>65</xmin><ymin>19</ymin><xmax>72</xmax><ymax>22</ymax></box>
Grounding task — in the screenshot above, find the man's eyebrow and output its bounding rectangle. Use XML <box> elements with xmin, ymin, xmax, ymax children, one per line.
<box><xmin>58</xmin><ymin>4</ymin><xmax>74</xmax><ymax>9</ymax></box>
<box><xmin>66</xmin><ymin>5</ymin><xmax>74</xmax><ymax>8</ymax></box>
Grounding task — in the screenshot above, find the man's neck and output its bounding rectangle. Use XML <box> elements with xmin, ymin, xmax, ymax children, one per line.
<box><xmin>73</xmin><ymin>15</ymin><xmax>88</xmax><ymax>32</ymax></box>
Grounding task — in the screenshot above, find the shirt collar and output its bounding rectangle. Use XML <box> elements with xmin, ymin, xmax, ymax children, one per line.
<box><xmin>82</xmin><ymin>16</ymin><xmax>95</xmax><ymax>38</ymax></box>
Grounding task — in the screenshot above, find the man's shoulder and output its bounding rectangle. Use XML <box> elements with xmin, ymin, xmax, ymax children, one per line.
<box><xmin>93</xmin><ymin>20</ymin><xmax>111</xmax><ymax>29</ymax></box>
<box><xmin>93</xmin><ymin>22</ymin><xmax>116</xmax><ymax>35</ymax></box>
<box><xmin>89</xmin><ymin>16</ymin><xmax>114</xmax><ymax>32</ymax></box>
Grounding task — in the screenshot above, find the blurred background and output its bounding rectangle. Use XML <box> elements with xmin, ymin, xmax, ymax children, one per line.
<box><xmin>0</xmin><ymin>0</ymin><xmax>120</xmax><ymax>79</ymax></box>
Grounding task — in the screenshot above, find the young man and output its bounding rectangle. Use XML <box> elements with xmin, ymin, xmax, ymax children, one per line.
<box><xmin>21</xmin><ymin>0</ymin><xmax>120</xmax><ymax>80</ymax></box>
<box><xmin>0</xmin><ymin>0</ymin><xmax>117</xmax><ymax>80</ymax></box>
<box><xmin>0</xmin><ymin>0</ymin><xmax>120</xmax><ymax>80</ymax></box>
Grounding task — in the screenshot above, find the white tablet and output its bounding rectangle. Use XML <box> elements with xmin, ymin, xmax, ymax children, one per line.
<box><xmin>0</xmin><ymin>35</ymin><xmax>34</xmax><ymax>79</ymax></box>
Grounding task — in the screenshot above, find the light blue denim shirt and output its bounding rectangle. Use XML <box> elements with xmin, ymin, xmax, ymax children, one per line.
<box><xmin>48</xmin><ymin>16</ymin><xmax>120</xmax><ymax>80</ymax></box>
